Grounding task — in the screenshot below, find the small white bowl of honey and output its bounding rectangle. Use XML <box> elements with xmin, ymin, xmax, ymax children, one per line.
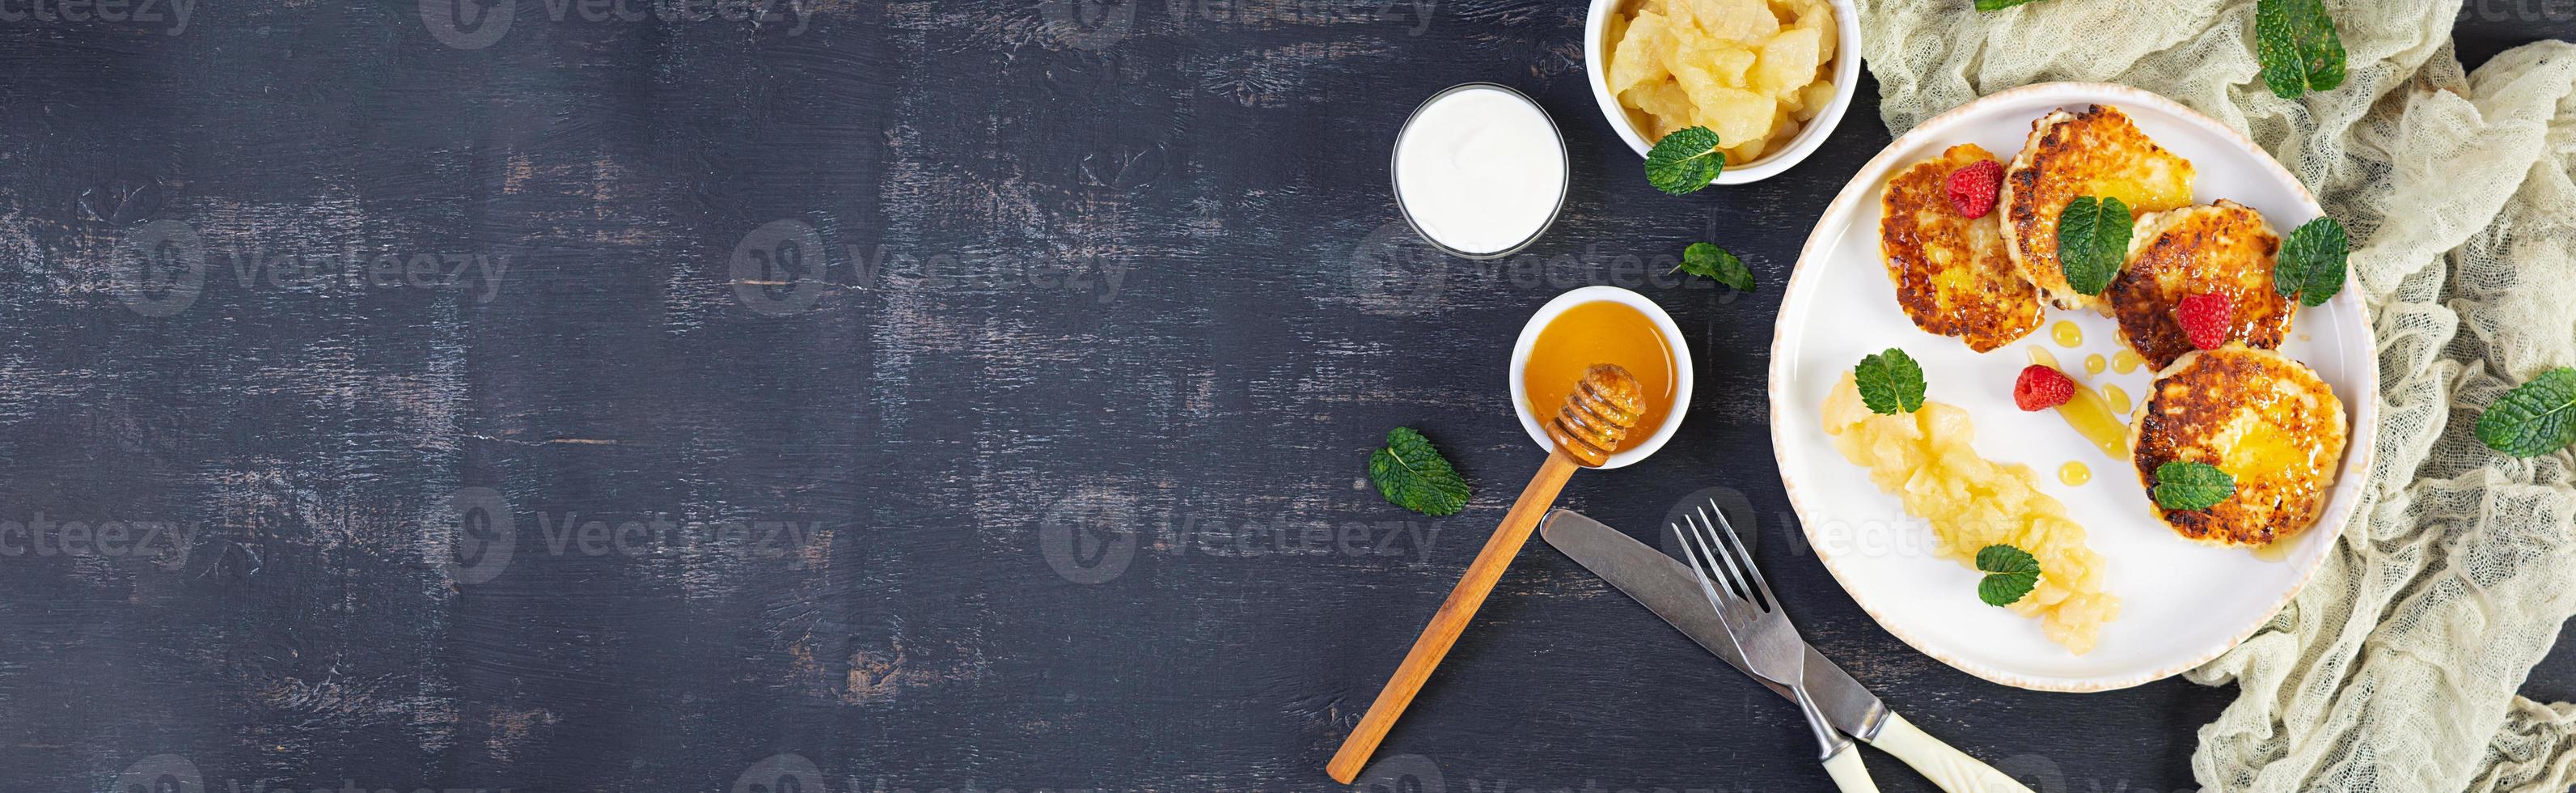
<box><xmin>1508</xmin><ymin>286</ymin><xmax>1693</xmax><ymax>469</ymax></box>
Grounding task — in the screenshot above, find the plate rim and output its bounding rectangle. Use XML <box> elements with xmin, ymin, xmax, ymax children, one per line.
<box><xmin>1765</xmin><ymin>81</ymin><xmax>2383</xmax><ymax>693</ymax></box>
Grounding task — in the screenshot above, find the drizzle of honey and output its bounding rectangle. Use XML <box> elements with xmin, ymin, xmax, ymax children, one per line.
<box><xmin>2104</xmin><ymin>384</ymin><xmax>2132</xmax><ymax>414</ymax></box>
<box><xmin>2028</xmin><ymin>346</ymin><xmax>2130</xmax><ymax>460</ymax></box>
<box><xmin>2083</xmin><ymin>354</ymin><xmax>2108</xmax><ymax>375</ymax></box>
<box><xmin>2051</xmin><ymin>320</ymin><xmax>2083</xmax><ymax>347</ymax></box>
<box><xmin>2027</xmin><ymin>346</ymin><xmax>2062</xmax><ymax>369</ymax></box>
<box><xmin>2210</xmin><ymin>410</ymin><xmax>2311</xmax><ymax>487</ymax></box>
<box><xmin>2093</xmin><ymin>180</ymin><xmax>2195</xmax><ymax>218</ymax></box>
<box><xmin>2112</xmin><ymin>350</ymin><xmax>2145</xmax><ymax>374</ymax></box>
<box><xmin>2058</xmin><ymin>460</ymin><xmax>2092</xmax><ymax>486</ymax></box>
<box><xmin>1522</xmin><ymin>300</ymin><xmax>1677</xmax><ymax>452</ymax></box>
<box><xmin>2250</xmin><ymin>541</ymin><xmax>2292</xmax><ymax>562</ymax></box>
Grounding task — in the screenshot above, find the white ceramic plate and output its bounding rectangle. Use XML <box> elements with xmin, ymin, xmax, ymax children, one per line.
<box><xmin>1768</xmin><ymin>83</ymin><xmax>2379</xmax><ymax>692</ymax></box>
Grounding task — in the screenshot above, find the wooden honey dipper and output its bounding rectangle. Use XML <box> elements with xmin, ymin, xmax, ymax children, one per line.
<box><xmin>1327</xmin><ymin>363</ymin><xmax>1647</xmax><ymax>783</ymax></box>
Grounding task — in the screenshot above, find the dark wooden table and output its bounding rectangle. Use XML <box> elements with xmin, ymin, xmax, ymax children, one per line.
<box><xmin>2</xmin><ymin>2</ymin><xmax>2570</xmax><ymax>791</ymax></box>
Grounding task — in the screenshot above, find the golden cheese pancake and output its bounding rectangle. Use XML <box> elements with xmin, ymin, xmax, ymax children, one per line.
<box><xmin>2130</xmin><ymin>345</ymin><xmax>2346</xmax><ymax>547</ymax></box>
<box><xmin>1877</xmin><ymin>144</ymin><xmax>2043</xmax><ymax>352</ymax></box>
<box><xmin>2109</xmin><ymin>201</ymin><xmax>2294</xmax><ymax>370</ymax></box>
<box><xmin>1999</xmin><ymin>104</ymin><xmax>2197</xmax><ymax>312</ymax></box>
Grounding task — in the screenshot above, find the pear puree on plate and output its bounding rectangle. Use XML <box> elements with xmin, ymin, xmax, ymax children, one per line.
<box><xmin>1821</xmin><ymin>372</ymin><xmax>2121</xmax><ymax>655</ymax></box>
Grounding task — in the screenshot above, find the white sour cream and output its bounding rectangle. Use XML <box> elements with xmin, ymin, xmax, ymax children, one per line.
<box><xmin>1392</xmin><ymin>85</ymin><xmax>1567</xmax><ymax>257</ymax></box>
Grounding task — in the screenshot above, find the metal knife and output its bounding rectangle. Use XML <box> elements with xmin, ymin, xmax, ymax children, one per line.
<box><xmin>1540</xmin><ymin>507</ymin><xmax>2035</xmax><ymax>793</ymax></box>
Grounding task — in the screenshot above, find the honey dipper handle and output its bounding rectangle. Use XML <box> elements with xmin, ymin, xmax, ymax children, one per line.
<box><xmin>1326</xmin><ymin>447</ymin><xmax>1583</xmax><ymax>783</ymax></box>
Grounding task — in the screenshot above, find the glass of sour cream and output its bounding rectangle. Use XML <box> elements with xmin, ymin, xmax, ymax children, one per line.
<box><xmin>1390</xmin><ymin>83</ymin><xmax>1570</xmax><ymax>259</ymax></box>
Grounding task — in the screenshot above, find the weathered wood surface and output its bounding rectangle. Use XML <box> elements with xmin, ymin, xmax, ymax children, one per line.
<box><xmin>0</xmin><ymin>2</ymin><xmax>2570</xmax><ymax>792</ymax></box>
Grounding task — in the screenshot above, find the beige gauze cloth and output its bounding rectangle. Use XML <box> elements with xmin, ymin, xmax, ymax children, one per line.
<box><xmin>1855</xmin><ymin>0</ymin><xmax>2576</xmax><ymax>790</ymax></box>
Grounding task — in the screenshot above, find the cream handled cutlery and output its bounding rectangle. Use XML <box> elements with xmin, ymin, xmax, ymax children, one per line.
<box><xmin>1539</xmin><ymin>506</ymin><xmax>2034</xmax><ymax>793</ymax></box>
<box><xmin>1867</xmin><ymin>712</ymin><xmax>2033</xmax><ymax>793</ymax></box>
<box><xmin>1673</xmin><ymin>505</ymin><xmax>1878</xmax><ymax>793</ymax></box>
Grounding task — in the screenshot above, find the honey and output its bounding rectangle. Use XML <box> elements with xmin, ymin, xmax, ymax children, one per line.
<box><xmin>2100</xmin><ymin>180</ymin><xmax>2196</xmax><ymax>218</ymax></box>
<box><xmin>2251</xmin><ymin>541</ymin><xmax>2292</xmax><ymax>562</ymax></box>
<box><xmin>2051</xmin><ymin>320</ymin><xmax>2083</xmax><ymax>347</ymax></box>
<box><xmin>2059</xmin><ymin>460</ymin><xmax>2092</xmax><ymax>486</ymax></box>
<box><xmin>2103</xmin><ymin>384</ymin><xmax>2131</xmax><ymax>415</ymax></box>
<box><xmin>2083</xmin><ymin>353</ymin><xmax>2108</xmax><ymax>375</ymax></box>
<box><xmin>2210</xmin><ymin>410</ymin><xmax>2312</xmax><ymax>486</ymax></box>
<box><xmin>1522</xmin><ymin>301</ymin><xmax>1677</xmax><ymax>452</ymax></box>
<box><xmin>2028</xmin><ymin>347</ymin><xmax>2130</xmax><ymax>460</ymax></box>
<box><xmin>2112</xmin><ymin>350</ymin><xmax>2145</xmax><ymax>374</ymax></box>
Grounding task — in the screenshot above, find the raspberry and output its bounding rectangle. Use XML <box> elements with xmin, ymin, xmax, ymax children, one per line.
<box><xmin>2014</xmin><ymin>365</ymin><xmax>2075</xmax><ymax>412</ymax></box>
<box><xmin>2176</xmin><ymin>292</ymin><xmax>2234</xmax><ymax>350</ymax></box>
<box><xmin>1947</xmin><ymin>160</ymin><xmax>2003</xmax><ymax>218</ymax></box>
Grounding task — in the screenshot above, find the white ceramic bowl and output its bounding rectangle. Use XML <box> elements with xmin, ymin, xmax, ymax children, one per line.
<box><xmin>1581</xmin><ymin>0</ymin><xmax>1861</xmax><ymax>185</ymax></box>
<box><xmin>1508</xmin><ymin>286</ymin><xmax>1694</xmax><ymax>469</ymax></box>
<box><xmin>1768</xmin><ymin>83</ymin><xmax>2379</xmax><ymax>691</ymax></box>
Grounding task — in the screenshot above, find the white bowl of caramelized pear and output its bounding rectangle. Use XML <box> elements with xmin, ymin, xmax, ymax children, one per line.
<box><xmin>1584</xmin><ymin>0</ymin><xmax>1859</xmax><ymax>185</ymax></box>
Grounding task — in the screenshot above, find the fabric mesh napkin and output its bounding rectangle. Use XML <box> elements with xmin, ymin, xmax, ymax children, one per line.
<box><xmin>1852</xmin><ymin>1</ymin><xmax>2576</xmax><ymax>789</ymax></box>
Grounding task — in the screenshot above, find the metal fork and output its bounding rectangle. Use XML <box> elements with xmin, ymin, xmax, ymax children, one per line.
<box><xmin>1673</xmin><ymin>504</ymin><xmax>1880</xmax><ymax>793</ymax></box>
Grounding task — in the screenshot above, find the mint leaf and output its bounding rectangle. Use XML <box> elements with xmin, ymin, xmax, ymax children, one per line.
<box><xmin>1854</xmin><ymin>348</ymin><xmax>1927</xmax><ymax>415</ymax></box>
<box><xmin>2256</xmin><ymin>0</ymin><xmax>2346</xmax><ymax>100</ymax></box>
<box><xmin>2275</xmin><ymin>216</ymin><xmax>2349</xmax><ymax>307</ymax></box>
<box><xmin>1974</xmin><ymin>545</ymin><xmax>2041</xmax><ymax>606</ymax></box>
<box><xmin>2055</xmin><ymin>196</ymin><xmax>2131</xmax><ymax>295</ymax></box>
<box><xmin>2476</xmin><ymin>367</ymin><xmax>2576</xmax><ymax>457</ymax></box>
<box><xmin>1976</xmin><ymin>0</ymin><xmax>2045</xmax><ymax>8</ymax></box>
<box><xmin>1676</xmin><ymin>242</ymin><xmax>1754</xmax><ymax>291</ymax></box>
<box><xmin>1644</xmin><ymin>126</ymin><xmax>1725</xmax><ymax>196</ymax></box>
<box><xmin>1370</xmin><ymin>427</ymin><xmax>1471</xmax><ymax>515</ymax></box>
<box><xmin>2151</xmin><ymin>460</ymin><xmax>2236</xmax><ymax>511</ymax></box>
